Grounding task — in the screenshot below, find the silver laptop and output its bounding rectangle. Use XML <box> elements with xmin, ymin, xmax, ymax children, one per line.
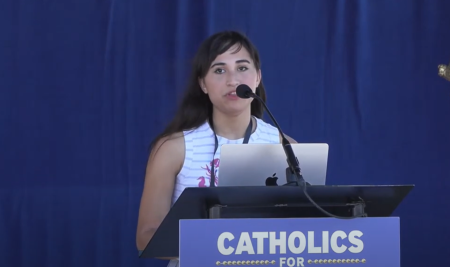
<box><xmin>218</xmin><ymin>143</ymin><xmax>329</xmax><ymax>186</ymax></box>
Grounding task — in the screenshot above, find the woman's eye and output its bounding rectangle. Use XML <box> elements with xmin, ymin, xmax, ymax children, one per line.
<box><xmin>214</xmin><ymin>66</ymin><xmax>248</xmax><ymax>74</ymax></box>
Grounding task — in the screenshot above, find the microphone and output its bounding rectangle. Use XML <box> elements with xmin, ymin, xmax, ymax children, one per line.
<box><xmin>236</xmin><ymin>84</ymin><xmax>306</xmax><ymax>186</ymax></box>
<box><xmin>236</xmin><ymin>84</ymin><xmax>359</xmax><ymax>220</ymax></box>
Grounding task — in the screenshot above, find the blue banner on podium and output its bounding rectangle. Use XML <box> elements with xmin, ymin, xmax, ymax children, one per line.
<box><xmin>179</xmin><ymin>217</ymin><xmax>399</xmax><ymax>267</ymax></box>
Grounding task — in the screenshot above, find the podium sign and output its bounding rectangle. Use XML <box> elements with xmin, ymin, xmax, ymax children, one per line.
<box><xmin>179</xmin><ymin>217</ymin><xmax>399</xmax><ymax>267</ymax></box>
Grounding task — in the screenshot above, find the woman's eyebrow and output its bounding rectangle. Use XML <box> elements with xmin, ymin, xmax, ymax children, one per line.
<box><xmin>210</xmin><ymin>59</ymin><xmax>251</xmax><ymax>69</ymax></box>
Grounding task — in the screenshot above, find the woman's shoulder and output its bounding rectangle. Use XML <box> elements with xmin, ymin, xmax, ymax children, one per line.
<box><xmin>154</xmin><ymin>132</ymin><xmax>185</xmax><ymax>148</ymax></box>
<box><xmin>254</xmin><ymin>116</ymin><xmax>279</xmax><ymax>136</ymax></box>
<box><xmin>255</xmin><ymin>117</ymin><xmax>277</xmax><ymax>130</ymax></box>
<box><xmin>152</xmin><ymin>120</ymin><xmax>211</xmax><ymax>153</ymax></box>
<box><xmin>149</xmin><ymin>132</ymin><xmax>185</xmax><ymax>165</ymax></box>
<box><xmin>254</xmin><ymin>117</ymin><xmax>298</xmax><ymax>144</ymax></box>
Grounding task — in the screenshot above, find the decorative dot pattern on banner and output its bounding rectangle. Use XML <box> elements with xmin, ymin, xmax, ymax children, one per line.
<box><xmin>215</xmin><ymin>260</ymin><xmax>276</xmax><ymax>265</ymax></box>
<box><xmin>214</xmin><ymin>259</ymin><xmax>367</xmax><ymax>265</ymax></box>
<box><xmin>307</xmin><ymin>259</ymin><xmax>367</xmax><ymax>264</ymax></box>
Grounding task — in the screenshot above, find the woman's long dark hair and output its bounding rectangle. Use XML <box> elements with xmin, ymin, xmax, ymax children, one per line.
<box><xmin>151</xmin><ymin>31</ymin><xmax>267</xmax><ymax>149</ymax></box>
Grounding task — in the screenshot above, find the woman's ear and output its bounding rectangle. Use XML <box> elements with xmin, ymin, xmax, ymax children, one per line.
<box><xmin>257</xmin><ymin>69</ymin><xmax>262</xmax><ymax>87</ymax></box>
<box><xmin>198</xmin><ymin>78</ymin><xmax>207</xmax><ymax>94</ymax></box>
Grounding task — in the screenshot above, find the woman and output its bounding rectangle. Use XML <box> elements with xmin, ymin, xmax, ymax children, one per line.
<box><xmin>136</xmin><ymin>30</ymin><xmax>296</xmax><ymax>266</ymax></box>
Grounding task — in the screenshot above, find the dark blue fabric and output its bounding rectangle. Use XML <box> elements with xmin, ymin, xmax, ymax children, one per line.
<box><xmin>1</xmin><ymin>0</ymin><xmax>450</xmax><ymax>266</ymax></box>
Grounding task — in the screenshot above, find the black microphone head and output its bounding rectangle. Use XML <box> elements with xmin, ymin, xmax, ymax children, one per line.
<box><xmin>236</xmin><ymin>84</ymin><xmax>254</xmax><ymax>99</ymax></box>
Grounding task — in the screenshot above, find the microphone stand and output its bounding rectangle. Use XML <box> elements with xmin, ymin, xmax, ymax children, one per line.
<box><xmin>237</xmin><ymin>85</ymin><xmax>359</xmax><ymax>219</ymax></box>
<box><xmin>247</xmin><ymin>92</ymin><xmax>309</xmax><ymax>187</ymax></box>
<box><xmin>281</xmin><ymin>136</ymin><xmax>310</xmax><ymax>187</ymax></box>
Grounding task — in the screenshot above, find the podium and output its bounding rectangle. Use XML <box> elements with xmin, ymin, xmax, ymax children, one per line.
<box><xmin>140</xmin><ymin>184</ymin><xmax>414</xmax><ymax>262</ymax></box>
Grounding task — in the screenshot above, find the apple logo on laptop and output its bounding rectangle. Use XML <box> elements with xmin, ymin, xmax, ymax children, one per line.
<box><xmin>265</xmin><ymin>173</ymin><xmax>278</xmax><ymax>186</ymax></box>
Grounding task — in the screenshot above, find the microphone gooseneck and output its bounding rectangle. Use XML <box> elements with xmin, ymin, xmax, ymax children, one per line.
<box><xmin>235</xmin><ymin>84</ymin><xmax>358</xmax><ymax>219</ymax></box>
<box><xmin>236</xmin><ymin>85</ymin><xmax>305</xmax><ymax>186</ymax></box>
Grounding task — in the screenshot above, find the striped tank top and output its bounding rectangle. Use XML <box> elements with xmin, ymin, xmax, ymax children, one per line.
<box><xmin>171</xmin><ymin>116</ymin><xmax>280</xmax><ymax>205</ymax></box>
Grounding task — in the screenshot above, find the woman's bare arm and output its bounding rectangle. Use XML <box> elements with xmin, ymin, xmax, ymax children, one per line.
<box><xmin>136</xmin><ymin>133</ymin><xmax>185</xmax><ymax>253</ymax></box>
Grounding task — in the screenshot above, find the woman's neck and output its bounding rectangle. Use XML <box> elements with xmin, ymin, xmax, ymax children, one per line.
<box><xmin>211</xmin><ymin>109</ymin><xmax>253</xmax><ymax>140</ymax></box>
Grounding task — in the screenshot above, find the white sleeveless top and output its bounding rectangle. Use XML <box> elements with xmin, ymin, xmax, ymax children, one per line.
<box><xmin>171</xmin><ymin>116</ymin><xmax>280</xmax><ymax>204</ymax></box>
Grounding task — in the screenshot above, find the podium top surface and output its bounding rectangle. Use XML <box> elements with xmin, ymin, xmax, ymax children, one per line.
<box><xmin>140</xmin><ymin>184</ymin><xmax>414</xmax><ymax>259</ymax></box>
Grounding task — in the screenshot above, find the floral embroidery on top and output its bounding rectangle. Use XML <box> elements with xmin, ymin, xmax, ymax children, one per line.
<box><xmin>197</xmin><ymin>158</ymin><xmax>220</xmax><ymax>187</ymax></box>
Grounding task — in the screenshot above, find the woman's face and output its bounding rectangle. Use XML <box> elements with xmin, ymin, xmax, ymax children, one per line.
<box><xmin>200</xmin><ymin>45</ymin><xmax>261</xmax><ymax>116</ymax></box>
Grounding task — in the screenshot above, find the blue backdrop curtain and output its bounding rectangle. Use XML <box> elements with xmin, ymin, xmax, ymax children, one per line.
<box><xmin>1</xmin><ymin>0</ymin><xmax>449</xmax><ymax>266</ymax></box>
